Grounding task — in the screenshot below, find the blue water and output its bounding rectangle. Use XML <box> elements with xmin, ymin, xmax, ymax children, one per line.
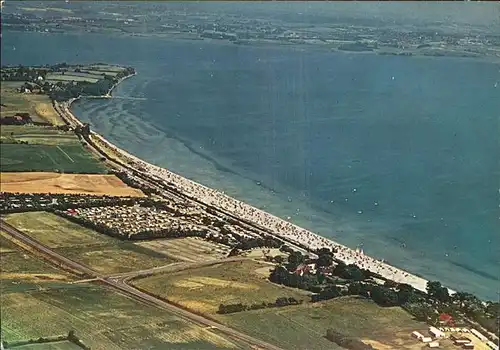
<box><xmin>3</xmin><ymin>31</ymin><xmax>499</xmax><ymax>300</ymax></box>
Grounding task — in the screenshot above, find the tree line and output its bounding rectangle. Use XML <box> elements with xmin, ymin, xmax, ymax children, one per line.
<box><xmin>217</xmin><ymin>297</ymin><xmax>302</xmax><ymax>314</ymax></box>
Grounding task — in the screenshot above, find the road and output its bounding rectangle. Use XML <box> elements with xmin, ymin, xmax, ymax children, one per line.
<box><xmin>0</xmin><ymin>220</ymin><xmax>283</xmax><ymax>350</ymax></box>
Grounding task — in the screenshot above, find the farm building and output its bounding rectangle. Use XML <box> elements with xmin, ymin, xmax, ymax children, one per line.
<box><xmin>429</xmin><ymin>326</ymin><xmax>445</xmax><ymax>338</ymax></box>
<box><xmin>462</xmin><ymin>343</ymin><xmax>474</xmax><ymax>349</ymax></box>
<box><xmin>454</xmin><ymin>338</ymin><xmax>472</xmax><ymax>345</ymax></box>
<box><xmin>412</xmin><ymin>331</ymin><xmax>424</xmax><ymax>339</ymax></box>
<box><xmin>421</xmin><ymin>337</ymin><xmax>432</xmax><ymax>343</ymax></box>
<box><xmin>428</xmin><ymin>341</ymin><xmax>440</xmax><ymax>348</ymax></box>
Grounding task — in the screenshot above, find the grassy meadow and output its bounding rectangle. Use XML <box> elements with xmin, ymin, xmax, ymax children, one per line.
<box><xmin>1</xmin><ymin>125</ymin><xmax>80</xmax><ymax>146</ymax></box>
<box><xmin>0</xmin><ymin>143</ymin><xmax>107</xmax><ymax>173</ymax></box>
<box><xmin>1</xmin><ymin>284</ymin><xmax>241</xmax><ymax>350</ymax></box>
<box><xmin>132</xmin><ymin>260</ymin><xmax>311</xmax><ymax>314</ymax></box>
<box><xmin>3</xmin><ymin>212</ymin><xmax>176</xmax><ymax>275</ymax></box>
<box><xmin>220</xmin><ymin>296</ymin><xmax>430</xmax><ymax>350</ymax></box>
<box><xmin>0</xmin><ymin>82</ymin><xmax>63</xmax><ymax>125</ymax></box>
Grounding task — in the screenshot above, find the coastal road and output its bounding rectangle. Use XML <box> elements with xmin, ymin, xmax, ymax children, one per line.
<box><xmin>0</xmin><ymin>220</ymin><xmax>283</xmax><ymax>350</ymax></box>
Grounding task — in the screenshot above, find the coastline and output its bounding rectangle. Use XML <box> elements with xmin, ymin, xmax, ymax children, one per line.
<box><xmin>65</xmin><ymin>73</ymin><xmax>455</xmax><ymax>296</ymax></box>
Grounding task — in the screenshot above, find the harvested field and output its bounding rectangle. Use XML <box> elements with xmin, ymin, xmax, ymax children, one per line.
<box><xmin>221</xmin><ymin>296</ymin><xmax>431</xmax><ymax>350</ymax></box>
<box><xmin>133</xmin><ymin>260</ymin><xmax>310</xmax><ymax>314</ymax></box>
<box><xmin>0</xmin><ymin>85</ymin><xmax>63</xmax><ymax>125</ymax></box>
<box><xmin>0</xmin><ymin>143</ymin><xmax>107</xmax><ymax>173</ymax></box>
<box><xmin>135</xmin><ymin>237</ymin><xmax>230</xmax><ymax>262</ymax></box>
<box><xmin>1</xmin><ymin>284</ymin><xmax>239</xmax><ymax>350</ymax></box>
<box><xmin>0</xmin><ymin>172</ymin><xmax>145</xmax><ymax>197</ymax></box>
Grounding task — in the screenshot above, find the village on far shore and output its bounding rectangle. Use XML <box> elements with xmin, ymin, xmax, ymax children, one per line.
<box><xmin>0</xmin><ymin>63</ymin><xmax>498</xmax><ymax>350</ymax></box>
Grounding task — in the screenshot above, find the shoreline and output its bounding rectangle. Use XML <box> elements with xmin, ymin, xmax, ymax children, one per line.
<box><xmin>65</xmin><ymin>73</ymin><xmax>456</xmax><ymax>296</ymax></box>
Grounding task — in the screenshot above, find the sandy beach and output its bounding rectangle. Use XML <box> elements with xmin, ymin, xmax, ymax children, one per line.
<box><xmin>64</xmin><ymin>77</ymin><xmax>455</xmax><ymax>296</ymax></box>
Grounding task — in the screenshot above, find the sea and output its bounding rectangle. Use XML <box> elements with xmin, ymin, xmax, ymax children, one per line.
<box><xmin>3</xmin><ymin>28</ymin><xmax>499</xmax><ymax>301</ymax></box>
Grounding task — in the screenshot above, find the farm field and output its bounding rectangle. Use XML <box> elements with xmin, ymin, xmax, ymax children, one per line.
<box><xmin>132</xmin><ymin>259</ymin><xmax>311</xmax><ymax>314</ymax></box>
<box><xmin>87</xmin><ymin>64</ymin><xmax>125</xmax><ymax>72</ymax></box>
<box><xmin>1</xmin><ymin>83</ymin><xmax>63</xmax><ymax>125</ymax></box>
<box><xmin>3</xmin><ymin>212</ymin><xmax>117</xmax><ymax>249</ymax></box>
<box><xmin>220</xmin><ymin>296</ymin><xmax>433</xmax><ymax>350</ymax></box>
<box><xmin>3</xmin><ymin>212</ymin><xmax>175</xmax><ymax>274</ymax></box>
<box><xmin>57</xmin><ymin>242</ymin><xmax>176</xmax><ymax>275</ymax></box>
<box><xmin>0</xmin><ymin>172</ymin><xmax>145</xmax><ymax>197</ymax></box>
<box><xmin>135</xmin><ymin>237</ymin><xmax>230</xmax><ymax>262</ymax></box>
<box><xmin>0</xmin><ymin>143</ymin><xmax>107</xmax><ymax>173</ymax></box>
<box><xmin>0</xmin><ymin>125</ymin><xmax>79</xmax><ymax>146</ymax></box>
<box><xmin>1</xmin><ymin>284</ymin><xmax>241</xmax><ymax>350</ymax></box>
<box><xmin>0</xmin><ymin>234</ymin><xmax>75</xmax><ymax>294</ymax></box>
<box><xmin>45</xmin><ymin>73</ymin><xmax>99</xmax><ymax>83</ymax></box>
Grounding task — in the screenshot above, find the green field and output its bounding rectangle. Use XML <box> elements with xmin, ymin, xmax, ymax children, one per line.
<box><xmin>1</xmin><ymin>125</ymin><xmax>79</xmax><ymax>145</ymax></box>
<box><xmin>45</xmin><ymin>73</ymin><xmax>99</xmax><ymax>83</ymax></box>
<box><xmin>1</xmin><ymin>232</ymin><xmax>75</xmax><ymax>295</ymax></box>
<box><xmin>1</xmin><ymin>284</ymin><xmax>241</xmax><ymax>350</ymax></box>
<box><xmin>1</xmin><ymin>84</ymin><xmax>64</xmax><ymax>125</ymax></box>
<box><xmin>3</xmin><ymin>212</ymin><xmax>177</xmax><ymax>275</ymax></box>
<box><xmin>133</xmin><ymin>260</ymin><xmax>311</xmax><ymax>314</ymax></box>
<box><xmin>56</xmin><ymin>243</ymin><xmax>176</xmax><ymax>275</ymax></box>
<box><xmin>0</xmin><ymin>143</ymin><xmax>107</xmax><ymax>173</ymax></box>
<box><xmin>87</xmin><ymin>65</ymin><xmax>125</xmax><ymax>73</ymax></box>
<box><xmin>220</xmin><ymin>296</ymin><xmax>429</xmax><ymax>350</ymax></box>
<box><xmin>3</xmin><ymin>212</ymin><xmax>116</xmax><ymax>249</ymax></box>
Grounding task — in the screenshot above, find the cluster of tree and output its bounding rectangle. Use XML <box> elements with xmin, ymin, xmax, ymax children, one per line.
<box><xmin>112</xmin><ymin>171</ymin><xmax>160</xmax><ymax>196</ymax></box>
<box><xmin>217</xmin><ymin>297</ymin><xmax>302</xmax><ymax>314</ymax></box>
<box><xmin>48</xmin><ymin>71</ymin><xmax>127</xmax><ymax>101</ymax></box>
<box><xmin>74</xmin><ymin>124</ymin><xmax>91</xmax><ymax>137</ymax></box>
<box><xmin>269</xmin><ymin>265</ymin><xmax>320</xmax><ymax>291</ymax></box>
<box><xmin>1</xmin><ymin>65</ymin><xmax>49</xmax><ymax>81</ymax></box>
<box><xmin>332</xmin><ymin>261</ymin><xmax>372</xmax><ymax>281</ymax></box>
<box><xmin>349</xmin><ymin>280</ymin><xmax>498</xmax><ymax>338</ymax></box>
<box><xmin>325</xmin><ymin>329</ymin><xmax>375</xmax><ymax>350</ymax></box>
<box><xmin>232</xmin><ymin>235</ymin><xmax>283</xmax><ymax>251</ymax></box>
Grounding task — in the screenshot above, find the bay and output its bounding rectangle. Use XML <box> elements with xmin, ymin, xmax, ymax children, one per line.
<box><xmin>3</xmin><ymin>30</ymin><xmax>499</xmax><ymax>300</ymax></box>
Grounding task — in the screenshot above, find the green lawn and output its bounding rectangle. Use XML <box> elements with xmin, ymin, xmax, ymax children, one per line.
<box><xmin>0</xmin><ymin>143</ymin><xmax>107</xmax><ymax>173</ymax></box>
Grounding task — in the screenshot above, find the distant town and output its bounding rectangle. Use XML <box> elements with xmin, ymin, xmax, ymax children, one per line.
<box><xmin>3</xmin><ymin>4</ymin><xmax>500</xmax><ymax>61</ymax></box>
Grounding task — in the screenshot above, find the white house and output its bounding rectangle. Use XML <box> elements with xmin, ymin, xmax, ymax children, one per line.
<box><xmin>429</xmin><ymin>326</ymin><xmax>445</xmax><ymax>338</ymax></box>
<box><xmin>422</xmin><ymin>337</ymin><xmax>433</xmax><ymax>343</ymax></box>
<box><xmin>412</xmin><ymin>331</ymin><xmax>424</xmax><ymax>339</ymax></box>
<box><xmin>428</xmin><ymin>341</ymin><xmax>440</xmax><ymax>348</ymax></box>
